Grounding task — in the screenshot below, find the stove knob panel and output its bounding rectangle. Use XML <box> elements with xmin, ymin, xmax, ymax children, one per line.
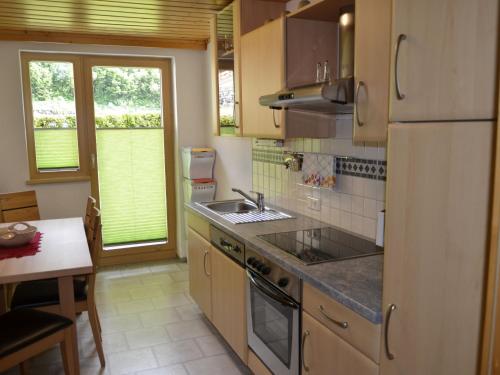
<box><xmin>278</xmin><ymin>277</ymin><xmax>289</xmax><ymax>288</ymax></box>
<box><xmin>261</xmin><ymin>266</ymin><xmax>271</xmax><ymax>275</ymax></box>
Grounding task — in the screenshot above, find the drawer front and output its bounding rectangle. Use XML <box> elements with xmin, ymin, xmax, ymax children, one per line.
<box><xmin>303</xmin><ymin>283</ymin><xmax>381</xmax><ymax>363</ymax></box>
<box><xmin>185</xmin><ymin>210</ymin><xmax>210</xmax><ymax>240</ymax></box>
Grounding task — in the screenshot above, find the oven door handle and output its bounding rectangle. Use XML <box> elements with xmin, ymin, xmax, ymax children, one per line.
<box><xmin>247</xmin><ymin>270</ymin><xmax>299</xmax><ymax>309</ymax></box>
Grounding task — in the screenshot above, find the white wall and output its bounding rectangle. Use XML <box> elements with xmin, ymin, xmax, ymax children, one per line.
<box><xmin>0</xmin><ymin>41</ymin><xmax>209</xmax><ymax>257</ymax></box>
<box><xmin>203</xmin><ymin>43</ymin><xmax>253</xmax><ymax>201</ymax></box>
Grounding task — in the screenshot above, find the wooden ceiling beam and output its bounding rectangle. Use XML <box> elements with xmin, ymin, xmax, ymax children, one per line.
<box><xmin>0</xmin><ymin>29</ymin><xmax>208</xmax><ymax>50</ymax></box>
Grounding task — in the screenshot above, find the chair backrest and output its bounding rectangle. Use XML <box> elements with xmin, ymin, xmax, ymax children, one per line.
<box><xmin>84</xmin><ymin>196</ymin><xmax>97</xmax><ymax>243</ymax></box>
<box><xmin>0</xmin><ymin>191</ymin><xmax>40</xmax><ymax>223</ymax></box>
<box><xmin>88</xmin><ymin>207</ymin><xmax>102</xmax><ymax>264</ymax></box>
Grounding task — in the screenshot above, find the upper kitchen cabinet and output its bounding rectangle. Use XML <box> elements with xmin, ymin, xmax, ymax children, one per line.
<box><xmin>241</xmin><ymin>16</ymin><xmax>286</xmax><ymax>139</ymax></box>
<box><xmin>210</xmin><ymin>0</ymin><xmax>285</xmax><ymax>137</ymax></box>
<box><xmin>389</xmin><ymin>0</ymin><xmax>499</xmax><ymax>122</ymax></box>
<box><xmin>352</xmin><ymin>0</ymin><xmax>391</xmax><ymax>142</ymax></box>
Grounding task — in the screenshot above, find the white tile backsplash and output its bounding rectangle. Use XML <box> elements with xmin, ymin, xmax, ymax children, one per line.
<box><xmin>252</xmin><ymin>117</ymin><xmax>386</xmax><ymax>240</ymax></box>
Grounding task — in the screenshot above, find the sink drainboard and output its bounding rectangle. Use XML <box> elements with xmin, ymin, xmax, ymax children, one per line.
<box><xmin>221</xmin><ymin>210</ymin><xmax>292</xmax><ymax>224</ymax></box>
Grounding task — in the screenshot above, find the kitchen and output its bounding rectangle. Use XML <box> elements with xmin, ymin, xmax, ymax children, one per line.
<box><xmin>0</xmin><ymin>0</ymin><xmax>499</xmax><ymax>374</ymax></box>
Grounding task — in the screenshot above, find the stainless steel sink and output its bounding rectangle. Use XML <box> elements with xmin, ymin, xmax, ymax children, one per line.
<box><xmin>197</xmin><ymin>199</ymin><xmax>293</xmax><ymax>224</ymax></box>
<box><xmin>205</xmin><ymin>200</ymin><xmax>258</xmax><ymax>214</ymax></box>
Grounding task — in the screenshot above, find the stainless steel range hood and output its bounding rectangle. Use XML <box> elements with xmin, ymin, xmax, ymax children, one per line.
<box><xmin>259</xmin><ymin>6</ymin><xmax>355</xmax><ymax>115</ymax></box>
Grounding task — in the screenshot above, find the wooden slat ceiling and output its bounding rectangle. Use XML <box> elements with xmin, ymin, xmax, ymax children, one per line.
<box><xmin>0</xmin><ymin>0</ymin><xmax>234</xmax><ymax>50</ymax></box>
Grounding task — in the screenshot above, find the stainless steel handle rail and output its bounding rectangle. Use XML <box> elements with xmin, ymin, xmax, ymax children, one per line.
<box><xmin>355</xmin><ymin>81</ymin><xmax>365</xmax><ymax>126</ymax></box>
<box><xmin>246</xmin><ymin>270</ymin><xmax>298</xmax><ymax>308</ymax></box>
<box><xmin>384</xmin><ymin>304</ymin><xmax>397</xmax><ymax>360</ymax></box>
<box><xmin>395</xmin><ymin>34</ymin><xmax>407</xmax><ymax>100</ymax></box>
<box><xmin>302</xmin><ymin>330</ymin><xmax>310</xmax><ymax>372</ymax></box>
<box><xmin>203</xmin><ymin>250</ymin><xmax>210</xmax><ymax>276</ymax></box>
<box><xmin>319</xmin><ymin>305</ymin><xmax>349</xmax><ymax>329</ymax></box>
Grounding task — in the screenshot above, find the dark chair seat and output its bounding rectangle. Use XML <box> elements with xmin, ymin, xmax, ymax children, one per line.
<box><xmin>0</xmin><ymin>309</ymin><xmax>72</xmax><ymax>358</ymax></box>
<box><xmin>11</xmin><ymin>278</ymin><xmax>88</xmax><ymax>310</ymax></box>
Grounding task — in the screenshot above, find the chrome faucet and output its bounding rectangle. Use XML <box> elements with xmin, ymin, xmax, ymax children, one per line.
<box><xmin>231</xmin><ymin>188</ymin><xmax>265</xmax><ymax>212</ymax></box>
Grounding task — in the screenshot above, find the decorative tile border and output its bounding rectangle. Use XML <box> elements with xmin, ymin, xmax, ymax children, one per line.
<box><xmin>335</xmin><ymin>156</ymin><xmax>386</xmax><ymax>180</ymax></box>
<box><xmin>252</xmin><ymin>149</ymin><xmax>285</xmax><ymax>165</ymax></box>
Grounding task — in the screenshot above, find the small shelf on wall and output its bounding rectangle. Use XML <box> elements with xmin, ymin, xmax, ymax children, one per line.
<box><xmin>287</xmin><ymin>0</ymin><xmax>354</xmax><ymax>22</ymax></box>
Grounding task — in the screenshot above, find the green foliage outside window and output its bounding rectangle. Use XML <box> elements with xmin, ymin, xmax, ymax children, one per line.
<box><xmin>34</xmin><ymin>114</ymin><xmax>162</xmax><ymax>129</ymax></box>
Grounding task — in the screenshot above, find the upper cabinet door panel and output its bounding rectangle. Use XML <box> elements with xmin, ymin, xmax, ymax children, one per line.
<box><xmin>241</xmin><ymin>16</ymin><xmax>286</xmax><ymax>139</ymax></box>
<box><xmin>389</xmin><ymin>0</ymin><xmax>498</xmax><ymax>122</ymax></box>
<box><xmin>353</xmin><ymin>0</ymin><xmax>391</xmax><ymax>143</ymax></box>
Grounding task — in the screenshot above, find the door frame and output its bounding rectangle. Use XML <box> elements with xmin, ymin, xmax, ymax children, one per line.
<box><xmin>82</xmin><ymin>55</ymin><xmax>177</xmax><ymax>266</ymax></box>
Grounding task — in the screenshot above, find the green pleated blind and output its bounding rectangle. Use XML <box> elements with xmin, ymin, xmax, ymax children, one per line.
<box><xmin>29</xmin><ymin>61</ymin><xmax>80</xmax><ymax>171</ymax></box>
<box><xmin>96</xmin><ymin>128</ymin><xmax>168</xmax><ymax>246</ymax></box>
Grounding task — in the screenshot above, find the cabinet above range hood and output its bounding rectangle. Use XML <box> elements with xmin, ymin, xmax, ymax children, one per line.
<box><xmin>259</xmin><ymin>5</ymin><xmax>355</xmax><ymax>115</ymax></box>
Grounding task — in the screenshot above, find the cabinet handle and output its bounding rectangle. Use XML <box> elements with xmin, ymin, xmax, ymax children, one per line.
<box><xmin>234</xmin><ymin>101</ymin><xmax>240</xmax><ymax>129</ymax></box>
<box><xmin>394</xmin><ymin>34</ymin><xmax>407</xmax><ymax>100</ymax></box>
<box><xmin>203</xmin><ymin>250</ymin><xmax>210</xmax><ymax>276</ymax></box>
<box><xmin>302</xmin><ymin>330</ymin><xmax>310</xmax><ymax>372</ymax></box>
<box><xmin>272</xmin><ymin>108</ymin><xmax>280</xmax><ymax>128</ymax></box>
<box><xmin>355</xmin><ymin>81</ymin><xmax>365</xmax><ymax>127</ymax></box>
<box><xmin>319</xmin><ymin>305</ymin><xmax>349</xmax><ymax>329</ymax></box>
<box><xmin>384</xmin><ymin>304</ymin><xmax>397</xmax><ymax>360</ymax></box>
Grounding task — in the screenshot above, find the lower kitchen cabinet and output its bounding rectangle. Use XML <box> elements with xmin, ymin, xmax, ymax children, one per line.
<box><xmin>187</xmin><ymin>227</ymin><xmax>212</xmax><ymax>320</ymax></box>
<box><xmin>302</xmin><ymin>312</ymin><xmax>379</xmax><ymax>375</ymax></box>
<box><xmin>211</xmin><ymin>247</ymin><xmax>248</xmax><ymax>363</ymax></box>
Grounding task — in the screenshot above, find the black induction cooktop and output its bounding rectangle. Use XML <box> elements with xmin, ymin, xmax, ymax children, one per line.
<box><xmin>258</xmin><ymin>227</ymin><xmax>383</xmax><ymax>265</ymax></box>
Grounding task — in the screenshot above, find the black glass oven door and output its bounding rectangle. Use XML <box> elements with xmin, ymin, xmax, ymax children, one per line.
<box><xmin>247</xmin><ymin>270</ymin><xmax>298</xmax><ymax>369</ymax></box>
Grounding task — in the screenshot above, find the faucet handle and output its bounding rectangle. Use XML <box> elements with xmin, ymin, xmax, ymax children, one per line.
<box><xmin>250</xmin><ymin>190</ymin><xmax>264</xmax><ymax>197</ymax></box>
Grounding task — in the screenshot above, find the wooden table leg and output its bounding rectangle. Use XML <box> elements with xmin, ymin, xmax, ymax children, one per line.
<box><xmin>58</xmin><ymin>276</ymin><xmax>80</xmax><ymax>375</ymax></box>
<box><xmin>0</xmin><ymin>285</ymin><xmax>6</xmax><ymax>314</ymax></box>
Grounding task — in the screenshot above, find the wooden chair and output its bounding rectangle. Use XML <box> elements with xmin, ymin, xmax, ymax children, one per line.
<box><xmin>0</xmin><ymin>309</ymin><xmax>74</xmax><ymax>374</ymax></box>
<box><xmin>0</xmin><ymin>191</ymin><xmax>40</xmax><ymax>223</ymax></box>
<box><xmin>84</xmin><ymin>196</ymin><xmax>97</xmax><ymax>243</ymax></box>
<box><xmin>10</xmin><ymin>207</ymin><xmax>105</xmax><ymax>367</ymax></box>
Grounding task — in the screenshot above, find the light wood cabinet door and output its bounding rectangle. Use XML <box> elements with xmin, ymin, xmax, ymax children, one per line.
<box><xmin>241</xmin><ymin>16</ymin><xmax>286</xmax><ymax>139</ymax></box>
<box><xmin>381</xmin><ymin>122</ymin><xmax>494</xmax><ymax>375</ymax></box>
<box><xmin>353</xmin><ymin>0</ymin><xmax>391</xmax><ymax>143</ymax></box>
<box><xmin>211</xmin><ymin>247</ymin><xmax>248</xmax><ymax>363</ymax></box>
<box><xmin>187</xmin><ymin>228</ymin><xmax>212</xmax><ymax>320</ymax></box>
<box><xmin>302</xmin><ymin>312</ymin><xmax>379</xmax><ymax>375</ymax></box>
<box><xmin>389</xmin><ymin>0</ymin><xmax>498</xmax><ymax>122</ymax></box>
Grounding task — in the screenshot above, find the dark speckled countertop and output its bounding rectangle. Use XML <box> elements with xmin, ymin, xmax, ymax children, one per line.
<box><xmin>186</xmin><ymin>202</ymin><xmax>383</xmax><ymax>324</ymax></box>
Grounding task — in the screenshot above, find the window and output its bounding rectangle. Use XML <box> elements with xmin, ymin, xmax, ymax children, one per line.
<box><xmin>21</xmin><ymin>53</ymin><xmax>89</xmax><ymax>183</ymax></box>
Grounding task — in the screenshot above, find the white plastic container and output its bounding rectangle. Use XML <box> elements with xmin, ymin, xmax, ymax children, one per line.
<box><xmin>182</xmin><ymin>147</ymin><xmax>215</xmax><ymax>180</ymax></box>
<box><xmin>184</xmin><ymin>179</ymin><xmax>216</xmax><ymax>203</ymax></box>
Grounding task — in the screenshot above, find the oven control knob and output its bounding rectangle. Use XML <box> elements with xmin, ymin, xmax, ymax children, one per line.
<box><xmin>247</xmin><ymin>257</ymin><xmax>256</xmax><ymax>266</ymax></box>
<box><xmin>278</xmin><ymin>278</ymin><xmax>289</xmax><ymax>288</ymax></box>
<box><xmin>261</xmin><ymin>266</ymin><xmax>271</xmax><ymax>275</ymax></box>
<box><xmin>255</xmin><ymin>262</ymin><xmax>265</xmax><ymax>272</ymax></box>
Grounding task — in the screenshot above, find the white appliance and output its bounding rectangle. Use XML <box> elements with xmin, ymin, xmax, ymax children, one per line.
<box><xmin>182</xmin><ymin>147</ymin><xmax>215</xmax><ymax>180</ymax></box>
<box><xmin>183</xmin><ymin>179</ymin><xmax>216</xmax><ymax>203</ymax></box>
<box><xmin>182</xmin><ymin>147</ymin><xmax>216</xmax><ymax>203</ymax></box>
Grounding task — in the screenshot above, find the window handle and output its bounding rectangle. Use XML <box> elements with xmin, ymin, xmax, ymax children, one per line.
<box><xmin>91</xmin><ymin>153</ymin><xmax>96</xmax><ymax>169</ymax></box>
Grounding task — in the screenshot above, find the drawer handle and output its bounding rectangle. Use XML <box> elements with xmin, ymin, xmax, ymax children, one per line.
<box><xmin>394</xmin><ymin>34</ymin><xmax>407</xmax><ymax>100</ymax></box>
<box><xmin>203</xmin><ymin>250</ymin><xmax>211</xmax><ymax>276</ymax></box>
<box><xmin>302</xmin><ymin>329</ymin><xmax>310</xmax><ymax>372</ymax></box>
<box><xmin>384</xmin><ymin>304</ymin><xmax>397</xmax><ymax>360</ymax></box>
<box><xmin>319</xmin><ymin>305</ymin><xmax>349</xmax><ymax>329</ymax></box>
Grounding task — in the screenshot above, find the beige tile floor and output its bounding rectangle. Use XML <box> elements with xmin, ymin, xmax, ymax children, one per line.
<box><xmin>2</xmin><ymin>260</ymin><xmax>251</xmax><ymax>375</ymax></box>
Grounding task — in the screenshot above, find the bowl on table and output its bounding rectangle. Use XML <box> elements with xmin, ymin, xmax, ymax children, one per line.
<box><xmin>0</xmin><ymin>222</ymin><xmax>38</xmax><ymax>247</ymax></box>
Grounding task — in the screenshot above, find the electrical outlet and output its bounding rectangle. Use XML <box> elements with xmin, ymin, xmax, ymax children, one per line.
<box><xmin>307</xmin><ymin>195</ymin><xmax>321</xmax><ymax>211</ymax></box>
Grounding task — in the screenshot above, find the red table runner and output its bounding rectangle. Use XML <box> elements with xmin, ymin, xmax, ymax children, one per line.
<box><xmin>0</xmin><ymin>232</ymin><xmax>43</xmax><ymax>260</ymax></box>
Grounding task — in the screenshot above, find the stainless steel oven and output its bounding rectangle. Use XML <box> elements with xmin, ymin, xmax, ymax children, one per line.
<box><xmin>246</xmin><ymin>248</ymin><xmax>300</xmax><ymax>375</ymax></box>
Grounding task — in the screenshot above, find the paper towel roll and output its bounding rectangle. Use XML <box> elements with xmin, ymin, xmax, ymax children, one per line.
<box><xmin>376</xmin><ymin>210</ymin><xmax>385</xmax><ymax>247</ymax></box>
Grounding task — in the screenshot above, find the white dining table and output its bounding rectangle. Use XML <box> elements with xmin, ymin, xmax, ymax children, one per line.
<box><xmin>0</xmin><ymin>217</ymin><xmax>93</xmax><ymax>375</ymax></box>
